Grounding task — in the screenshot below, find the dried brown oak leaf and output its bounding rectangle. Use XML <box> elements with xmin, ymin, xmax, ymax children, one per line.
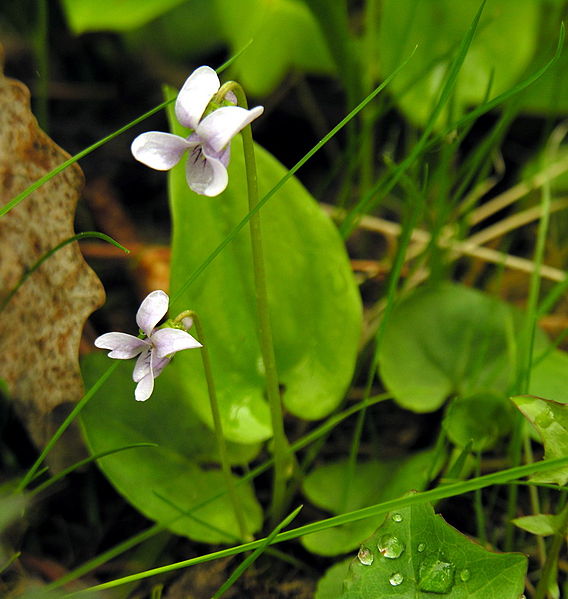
<box><xmin>0</xmin><ymin>56</ymin><xmax>105</xmax><ymax>450</ymax></box>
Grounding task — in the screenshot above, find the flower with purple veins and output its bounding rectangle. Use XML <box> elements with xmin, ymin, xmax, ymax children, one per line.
<box><xmin>94</xmin><ymin>290</ymin><xmax>202</xmax><ymax>402</ymax></box>
<box><xmin>131</xmin><ymin>65</ymin><xmax>264</xmax><ymax>197</ymax></box>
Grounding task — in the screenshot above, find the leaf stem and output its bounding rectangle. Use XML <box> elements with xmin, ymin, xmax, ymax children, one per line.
<box><xmin>173</xmin><ymin>310</ymin><xmax>250</xmax><ymax>541</ymax></box>
<box><xmin>216</xmin><ymin>81</ymin><xmax>292</xmax><ymax>524</ymax></box>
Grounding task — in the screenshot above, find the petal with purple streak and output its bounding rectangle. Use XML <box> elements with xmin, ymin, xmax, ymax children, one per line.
<box><xmin>131</xmin><ymin>132</ymin><xmax>190</xmax><ymax>170</ymax></box>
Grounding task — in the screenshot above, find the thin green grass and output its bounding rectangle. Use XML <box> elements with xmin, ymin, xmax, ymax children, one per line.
<box><xmin>62</xmin><ymin>456</ymin><xmax>568</xmax><ymax>596</ymax></box>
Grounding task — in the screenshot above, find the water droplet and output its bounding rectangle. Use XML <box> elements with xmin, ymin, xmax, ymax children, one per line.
<box><xmin>417</xmin><ymin>542</ymin><xmax>426</xmax><ymax>553</ymax></box>
<box><xmin>377</xmin><ymin>534</ymin><xmax>406</xmax><ymax>559</ymax></box>
<box><xmin>389</xmin><ymin>572</ymin><xmax>404</xmax><ymax>586</ymax></box>
<box><xmin>357</xmin><ymin>546</ymin><xmax>374</xmax><ymax>566</ymax></box>
<box><xmin>460</xmin><ymin>568</ymin><xmax>471</xmax><ymax>582</ymax></box>
<box><xmin>418</xmin><ymin>551</ymin><xmax>456</xmax><ymax>593</ymax></box>
<box><xmin>392</xmin><ymin>512</ymin><xmax>403</xmax><ymax>522</ymax></box>
<box><xmin>535</xmin><ymin>408</ymin><xmax>554</xmax><ymax>428</ymax></box>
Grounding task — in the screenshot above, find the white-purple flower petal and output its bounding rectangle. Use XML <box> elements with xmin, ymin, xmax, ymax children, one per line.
<box><xmin>197</xmin><ymin>105</ymin><xmax>264</xmax><ymax>153</ymax></box>
<box><xmin>94</xmin><ymin>332</ymin><xmax>149</xmax><ymax>359</ymax></box>
<box><xmin>132</xmin><ymin>348</ymin><xmax>152</xmax><ymax>383</ymax></box>
<box><xmin>151</xmin><ymin>354</ymin><xmax>171</xmax><ymax>379</ymax></box>
<box><xmin>95</xmin><ymin>290</ymin><xmax>202</xmax><ymax>401</ymax></box>
<box><xmin>135</xmin><ymin>371</ymin><xmax>155</xmax><ymax>402</ymax></box>
<box><xmin>131</xmin><ymin>132</ymin><xmax>190</xmax><ymax>171</ymax></box>
<box><xmin>136</xmin><ymin>290</ymin><xmax>169</xmax><ymax>337</ymax></box>
<box><xmin>152</xmin><ymin>328</ymin><xmax>202</xmax><ymax>358</ymax></box>
<box><xmin>186</xmin><ymin>144</ymin><xmax>230</xmax><ymax>196</ymax></box>
<box><xmin>134</xmin><ymin>350</ymin><xmax>171</xmax><ymax>401</ymax></box>
<box><xmin>175</xmin><ymin>65</ymin><xmax>220</xmax><ymax>129</ymax></box>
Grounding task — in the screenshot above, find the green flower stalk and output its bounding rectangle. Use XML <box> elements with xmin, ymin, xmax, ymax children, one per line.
<box><xmin>216</xmin><ymin>78</ymin><xmax>293</xmax><ymax>523</ymax></box>
<box><xmin>130</xmin><ymin>65</ymin><xmax>292</xmax><ymax>523</ymax></box>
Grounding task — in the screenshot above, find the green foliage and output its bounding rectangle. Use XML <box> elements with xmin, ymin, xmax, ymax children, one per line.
<box><xmin>442</xmin><ymin>393</ymin><xmax>511</xmax><ymax>451</ymax></box>
<box><xmin>520</xmin><ymin>47</ymin><xmax>568</xmax><ymax>114</ymax></box>
<box><xmin>125</xmin><ymin>0</ymin><xmax>223</xmax><ymax>60</ymax></box>
<box><xmin>80</xmin><ymin>352</ymin><xmax>262</xmax><ymax>543</ymax></box>
<box><xmin>338</xmin><ymin>503</ymin><xmax>527</xmax><ymax>599</ymax></box>
<box><xmin>59</xmin><ymin>0</ymin><xmax>188</xmax><ymax>32</ymax></box>
<box><xmin>529</xmin><ymin>345</ymin><xmax>568</xmax><ymax>405</ymax></box>
<box><xmin>513</xmin><ymin>513</ymin><xmax>565</xmax><ymax>537</ymax></box>
<box><xmin>315</xmin><ymin>558</ymin><xmax>351</xmax><ymax>599</ymax></box>
<box><xmin>60</xmin><ymin>0</ymin><xmax>334</xmax><ymax>96</ymax></box>
<box><xmin>59</xmin><ymin>0</ymin><xmax>567</xmax><ymax>113</ymax></box>
<box><xmin>167</xmin><ymin>102</ymin><xmax>362</xmax><ymax>444</ymax></box>
<box><xmin>378</xmin><ymin>284</ymin><xmax>566</xmax><ymax>414</ymax></box>
<box><xmin>301</xmin><ymin>450</ymin><xmax>440</xmax><ymax>556</ymax></box>
<box><xmin>511</xmin><ymin>395</ymin><xmax>568</xmax><ymax>486</ymax></box>
<box><xmin>216</xmin><ymin>0</ymin><xmax>335</xmax><ymax>95</ymax></box>
<box><xmin>377</xmin><ymin>0</ymin><xmax>539</xmax><ymax>127</ymax></box>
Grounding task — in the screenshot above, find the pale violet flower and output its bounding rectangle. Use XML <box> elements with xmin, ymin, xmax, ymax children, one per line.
<box><xmin>94</xmin><ymin>290</ymin><xmax>201</xmax><ymax>402</ymax></box>
<box><xmin>131</xmin><ymin>65</ymin><xmax>264</xmax><ymax>197</ymax></box>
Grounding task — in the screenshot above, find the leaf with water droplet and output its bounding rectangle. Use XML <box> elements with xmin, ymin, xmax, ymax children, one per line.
<box><xmin>460</xmin><ymin>568</ymin><xmax>471</xmax><ymax>582</ymax></box>
<box><xmin>377</xmin><ymin>534</ymin><xmax>405</xmax><ymax>559</ymax></box>
<box><xmin>357</xmin><ymin>546</ymin><xmax>374</xmax><ymax>566</ymax></box>
<box><xmin>511</xmin><ymin>395</ymin><xmax>568</xmax><ymax>486</ymax></box>
<box><xmin>333</xmin><ymin>501</ymin><xmax>526</xmax><ymax>599</ymax></box>
<box><xmin>418</xmin><ymin>550</ymin><xmax>456</xmax><ymax>593</ymax></box>
<box><xmin>301</xmin><ymin>449</ymin><xmax>441</xmax><ymax>556</ymax></box>
<box><xmin>389</xmin><ymin>572</ymin><xmax>404</xmax><ymax>586</ymax></box>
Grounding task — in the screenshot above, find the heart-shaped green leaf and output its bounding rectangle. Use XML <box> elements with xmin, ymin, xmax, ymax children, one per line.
<box><xmin>80</xmin><ymin>352</ymin><xmax>262</xmax><ymax>543</ymax></box>
<box><xmin>378</xmin><ymin>284</ymin><xmax>559</xmax><ymax>413</ymax></box>
<box><xmin>167</xmin><ymin>102</ymin><xmax>361</xmax><ymax>444</ymax></box>
<box><xmin>340</xmin><ymin>503</ymin><xmax>527</xmax><ymax>598</ymax></box>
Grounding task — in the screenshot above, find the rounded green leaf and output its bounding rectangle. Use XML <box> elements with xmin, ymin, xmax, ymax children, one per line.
<box><xmin>168</xmin><ymin>115</ymin><xmax>361</xmax><ymax>443</ymax></box>
<box><xmin>80</xmin><ymin>352</ymin><xmax>262</xmax><ymax>543</ymax></box>
<box><xmin>379</xmin><ymin>285</ymin><xmax>514</xmax><ymax>412</ymax></box>
<box><xmin>378</xmin><ymin>284</ymin><xmax>552</xmax><ymax>413</ymax></box>
<box><xmin>378</xmin><ymin>0</ymin><xmax>539</xmax><ymax>127</ymax></box>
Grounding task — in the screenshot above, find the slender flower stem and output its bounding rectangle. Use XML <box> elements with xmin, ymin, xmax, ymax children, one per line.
<box><xmin>173</xmin><ymin>310</ymin><xmax>250</xmax><ymax>541</ymax></box>
<box><xmin>216</xmin><ymin>82</ymin><xmax>292</xmax><ymax>524</ymax></box>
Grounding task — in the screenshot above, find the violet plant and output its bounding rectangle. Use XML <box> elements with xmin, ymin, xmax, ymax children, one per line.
<box><xmin>94</xmin><ymin>290</ymin><xmax>201</xmax><ymax>402</ymax></box>
<box><xmin>3</xmin><ymin>2</ymin><xmax>568</xmax><ymax>599</ymax></box>
<box><xmin>131</xmin><ymin>66</ymin><xmax>263</xmax><ymax>197</ymax></box>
